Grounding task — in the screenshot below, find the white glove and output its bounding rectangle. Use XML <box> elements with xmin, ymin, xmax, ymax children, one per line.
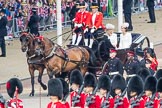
<box><xmin>84</xmin><ymin>28</ymin><xmax>88</xmax><ymax>33</ymax></box>
<box><xmin>90</xmin><ymin>28</ymin><xmax>95</xmax><ymax>33</ymax></box>
<box><xmin>74</xmin><ymin>23</ymin><xmax>78</xmax><ymax>27</ymax></box>
<box><xmin>77</xmin><ymin>24</ymin><xmax>82</xmax><ymax>28</ymax></box>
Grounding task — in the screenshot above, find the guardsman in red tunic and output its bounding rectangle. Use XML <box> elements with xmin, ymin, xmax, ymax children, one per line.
<box><xmin>143</xmin><ymin>76</ymin><xmax>159</xmax><ymax>108</ymax></box>
<box><xmin>111</xmin><ymin>74</ymin><xmax>129</xmax><ymax>108</ymax></box>
<box><xmin>0</xmin><ymin>94</ymin><xmax>5</xmax><ymax>108</ymax></box>
<box><xmin>47</xmin><ymin>78</ymin><xmax>67</xmax><ymax>108</ymax></box>
<box><xmin>128</xmin><ymin>75</ymin><xmax>145</xmax><ymax>108</ymax></box>
<box><xmin>69</xmin><ymin>69</ymin><xmax>85</xmax><ymax>108</ymax></box>
<box><xmin>98</xmin><ymin>75</ymin><xmax>114</xmax><ymax>108</ymax></box>
<box><xmin>59</xmin><ymin>78</ymin><xmax>70</xmax><ymax>108</ymax></box>
<box><xmin>6</xmin><ymin>78</ymin><xmax>23</xmax><ymax>108</ymax></box>
<box><xmin>72</xmin><ymin>1</ymin><xmax>89</xmax><ymax>46</ymax></box>
<box><xmin>84</xmin><ymin>73</ymin><xmax>99</xmax><ymax>108</ymax></box>
<box><xmin>84</xmin><ymin>2</ymin><xmax>105</xmax><ymax>48</ymax></box>
<box><xmin>157</xmin><ymin>78</ymin><xmax>162</xmax><ymax>107</ymax></box>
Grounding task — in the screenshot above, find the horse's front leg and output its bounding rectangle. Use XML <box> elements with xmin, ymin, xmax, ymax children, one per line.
<box><xmin>29</xmin><ymin>66</ymin><xmax>35</xmax><ymax>96</ymax></box>
<box><xmin>38</xmin><ymin>67</ymin><xmax>47</xmax><ymax>90</ymax></box>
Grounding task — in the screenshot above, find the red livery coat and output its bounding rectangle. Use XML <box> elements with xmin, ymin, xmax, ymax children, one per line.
<box><xmin>114</xmin><ymin>96</ymin><xmax>129</xmax><ymax>108</ymax></box>
<box><xmin>86</xmin><ymin>12</ymin><xmax>105</xmax><ymax>29</ymax></box>
<box><xmin>74</xmin><ymin>11</ymin><xmax>90</xmax><ymax>30</ymax></box>
<box><xmin>70</xmin><ymin>91</ymin><xmax>86</xmax><ymax>108</ymax></box>
<box><xmin>47</xmin><ymin>102</ymin><xmax>67</xmax><ymax>108</ymax></box>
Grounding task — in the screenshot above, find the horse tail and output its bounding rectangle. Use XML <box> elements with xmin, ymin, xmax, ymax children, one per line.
<box><xmin>83</xmin><ymin>46</ymin><xmax>97</xmax><ymax>66</ymax></box>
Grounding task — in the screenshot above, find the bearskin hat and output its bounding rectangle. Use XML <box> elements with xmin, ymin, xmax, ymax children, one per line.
<box><xmin>98</xmin><ymin>75</ymin><xmax>111</xmax><ymax>91</ymax></box>
<box><xmin>84</xmin><ymin>73</ymin><xmax>97</xmax><ymax>88</ymax></box>
<box><xmin>157</xmin><ymin>78</ymin><xmax>162</xmax><ymax>92</ymax></box>
<box><xmin>70</xmin><ymin>69</ymin><xmax>83</xmax><ymax>86</ymax></box>
<box><xmin>91</xmin><ymin>2</ymin><xmax>99</xmax><ymax>8</ymax></box>
<box><xmin>127</xmin><ymin>75</ymin><xmax>144</xmax><ymax>96</ymax></box>
<box><xmin>59</xmin><ymin>78</ymin><xmax>69</xmax><ymax>98</ymax></box>
<box><xmin>155</xmin><ymin>69</ymin><xmax>162</xmax><ymax>80</ymax></box>
<box><xmin>137</xmin><ymin>68</ymin><xmax>151</xmax><ymax>82</ymax></box>
<box><xmin>6</xmin><ymin>78</ymin><xmax>23</xmax><ymax>98</ymax></box>
<box><xmin>111</xmin><ymin>74</ymin><xmax>126</xmax><ymax>92</ymax></box>
<box><xmin>48</xmin><ymin>78</ymin><xmax>63</xmax><ymax>100</ymax></box>
<box><xmin>144</xmin><ymin>76</ymin><xmax>157</xmax><ymax>93</ymax></box>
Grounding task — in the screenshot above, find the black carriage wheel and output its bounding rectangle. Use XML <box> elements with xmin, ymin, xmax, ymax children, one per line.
<box><xmin>139</xmin><ymin>36</ymin><xmax>150</xmax><ymax>49</ymax></box>
<box><xmin>97</xmin><ymin>40</ymin><xmax>106</xmax><ymax>62</ymax></box>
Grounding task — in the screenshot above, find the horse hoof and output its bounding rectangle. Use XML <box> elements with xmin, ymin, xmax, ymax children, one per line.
<box><xmin>29</xmin><ymin>93</ymin><xmax>34</xmax><ymax>96</ymax></box>
<box><xmin>42</xmin><ymin>85</ymin><xmax>47</xmax><ymax>90</ymax></box>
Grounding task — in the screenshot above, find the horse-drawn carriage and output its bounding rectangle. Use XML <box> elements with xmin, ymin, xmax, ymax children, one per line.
<box><xmin>19</xmin><ymin>31</ymin><xmax>151</xmax><ymax>96</ymax></box>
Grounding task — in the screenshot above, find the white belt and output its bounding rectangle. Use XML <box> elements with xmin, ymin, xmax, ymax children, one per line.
<box><xmin>127</xmin><ymin>74</ymin><xmax>136</xmax><ymax>78</ymax></box>
<box><xmin>109</xmin><ymin>71</ymin><xmax>119</xmax><ymax>76</ymax></box>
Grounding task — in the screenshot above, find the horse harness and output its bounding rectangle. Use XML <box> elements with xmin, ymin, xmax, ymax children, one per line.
<box><xmin>44</xmin><ymin>44</ymin><xmax>88</xmax><ymax>73</ymax></box>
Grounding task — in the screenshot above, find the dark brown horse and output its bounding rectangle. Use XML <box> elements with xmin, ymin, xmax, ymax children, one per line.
<box><xmin>32</xmin><ymin>36</ymin><xmax>90</xmax><ymax>77</ymax></box>
<box><xmin>19</xmin><ymin>32</ymin><xmax>48</xmax><ymax>96</ymax></box>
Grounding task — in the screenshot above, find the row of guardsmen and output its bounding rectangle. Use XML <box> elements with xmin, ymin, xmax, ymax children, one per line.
<box><xmin>1</xmin><ymin>68</ymin><xmax>162</xmax><ymax>108</ymax></box>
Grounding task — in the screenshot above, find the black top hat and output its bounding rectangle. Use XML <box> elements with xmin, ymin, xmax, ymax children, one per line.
<box><xmin>137</xmin><ymin>68</ymin><xmax>151</xmax><ymax>82</ymax></box>
<box><xmin>157</xmin><ymin>78</ymin><xmax>162</xmax><ymax>92</ymax></box>
<box><xmin>144</xmin><ymin>76</ymin><xmax>157</xmax><ymax>93</ymax></box>
<box><xmin>91</xmin><ymin>2</ymin><xmax>99</xmax><ymax>8</ymax></box>
<box><xmin>70</xmin><ymin>69</ymin><xmax>83</xmax><ymax>86</ymax></box>
<box><xmin>84</xmin><ymin>73</ymin><xmax>97</xmax><ymax>88</ymax></box>
<box><xmin>127</xmin><ymin>75</ymin><xmax>144</xmax><ymax>96</ymax></box>
<box><xmin>155</xmin><ymin>69</ymin><xmax>162</xmax><ymax>80</ymax></box>
<box><xmin>79</xmin><ymin>1</ymin><xmax>86</xmax><ymax>8</ymax></box>
<box><xmin>111</xmin><ymin>74</ymin><xmax>126</xmax><ymax>92</ymax></box>
<box><xmin>98</xmin><ymin>75</ymin><xmax>111</xmax><ymax>91</ymax></box>
<box><xmin>6</xmin><ymin>78</ymin><xmax>23</xmax><ymax>98</ymax></box>
<box><xmin>48</xmin><ymin>78</ymin><xmax>63</xmax><ymax>100</ymax></box>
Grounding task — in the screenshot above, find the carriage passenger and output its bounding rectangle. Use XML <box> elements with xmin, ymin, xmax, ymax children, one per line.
<box><xmin>144</xmin><ymin>47</ymin><xmax>158</xmax><ymax>72</ymax></box>
<box><xmin>135</xmin><ymin>48</ymin><xmax>146</xmax><ymax>69</ymax></box>
<box><xmin>103</xmin><ymin>48</ymin><xmax>123</xmax><ymax>79</ymax></box>
<box><xmin>84</xmin><ymin>2</ymin><xmax>105</xmax><ymax>48</ymax></box>
<box><xmin>118</xmin><ymin>22</ymin><xmax>132</xmax><ymax>49</ymax></box>
<box><xmin>72</xmin><ymin>1</ymin><xmax>89</xmax><ymax>46</ymax></box>
<box><xmin>124</xmin><ymin>51</ymin><xmax>140</xmax><ymax>82</ymax></box>
<box><xmin>105</xmin><ymin>23</ymin><xmax>117</xmax><ymax>49</ymax></box>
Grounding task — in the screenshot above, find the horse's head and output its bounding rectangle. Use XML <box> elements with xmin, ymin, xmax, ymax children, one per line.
<box><xmin>19</xmin><ymin>32</ymin><xmax>33</xmax><ymax>52</ymax></box>
<box><xmin>33</xmin><ymin>36</ymin><xmax>45</xmax><ymax>56</ymax></box>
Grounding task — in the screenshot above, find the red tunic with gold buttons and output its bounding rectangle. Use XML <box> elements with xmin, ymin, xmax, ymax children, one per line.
<box><xmin>99</xmin><ymin>96</ymin><xmax>114</xmax><ymax>108</ymax></box>
<box><xmin>129</xmin><ymin>97</ymin><xmax>145</xmax><ymax>108</ymax></box>
<box><xmin>74</xmin><ymin>11</ymin><xmax>90</xmax><ymax>30</ymax></box>
<box><xmin>143</xmin><ymin>96</ymin><xmax>159</xmax><ymax>108</ymax></box>
<box><xmin>47</xmin><ymin>102</ymin><xmax>67</xmax><ymax>108</ymax></box>
<box><xmin>86</xmin><ymin>12</ymin><xmax>105</xmax><ymax>29</ymax></box>
<box><xmin>70</xmin><ymin>91</ymin><xmax>86</xmax><ymax>108</ymax></box>
<box><xmin>7</xmin><ymin>98</ymin><xmax>23</xmax><ymax>108</ymax></box>
<box><xmin>114</xmin><ymin>95</ymin><xmax>129</xmax><ymax>108</ymax></box>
